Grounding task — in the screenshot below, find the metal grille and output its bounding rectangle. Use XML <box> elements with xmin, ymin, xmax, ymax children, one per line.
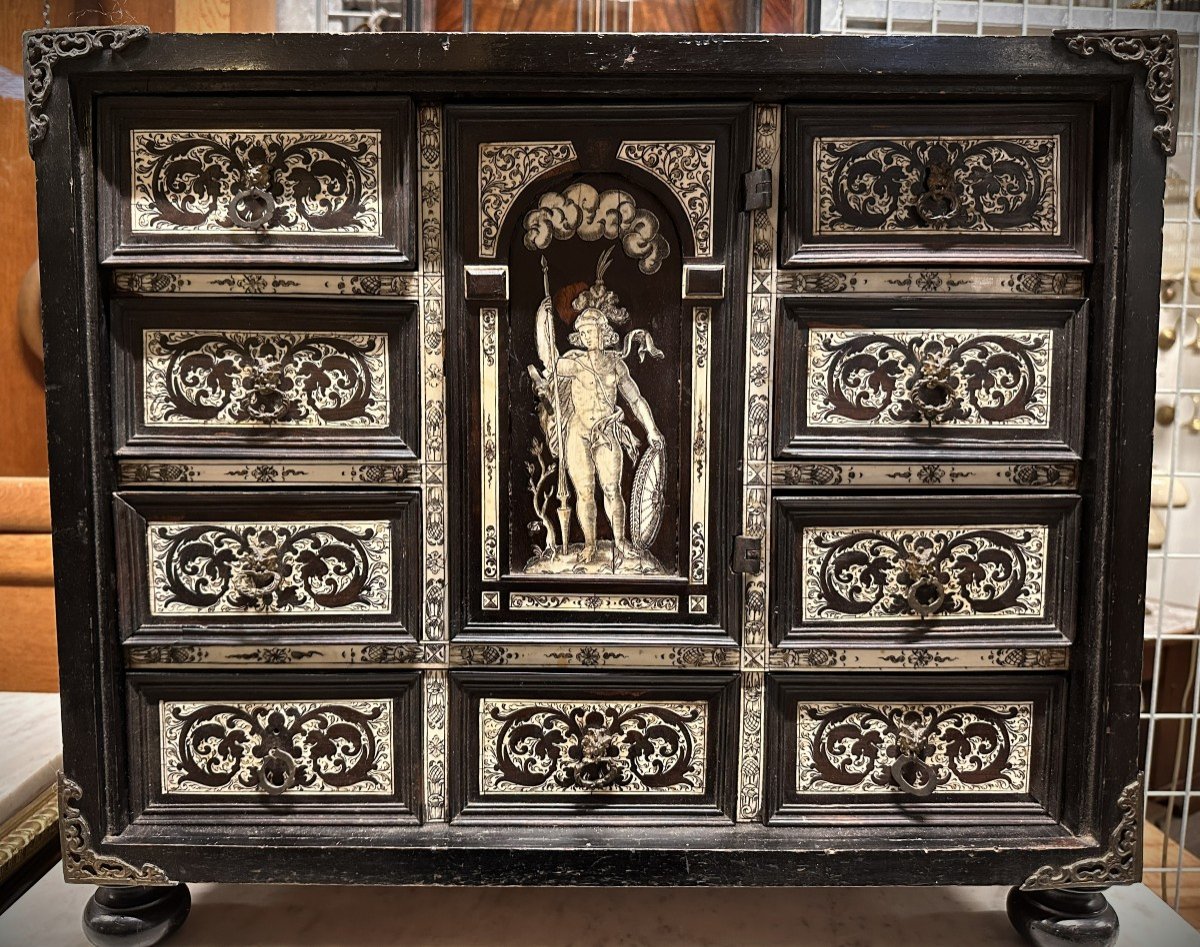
<box><xmin>822</xmin><ymin>0</ymin><xmax>1200</xmax><ymax>920</ymax></box>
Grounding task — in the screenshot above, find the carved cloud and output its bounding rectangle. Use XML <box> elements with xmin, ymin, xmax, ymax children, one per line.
<box><xmin>523</xmin><ymin>183</ymin><xmax>669</xmax><ymax>275</ymax></box>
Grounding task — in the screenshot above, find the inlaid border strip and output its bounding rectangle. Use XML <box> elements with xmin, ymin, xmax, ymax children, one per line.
<box><xmin>690</xmin><ymin>306</ymin><xmax>711</xmax><ymax>585</ymax></box>
<box><xmin>452</xmin><ymin>644</ymin><xmax>739</xmax><ymax>669</ymax></box>
<box><xmin>508</xmin><ymin>593</ymin><xmax>679</xmax><ymax>613</ymax></box>
<box><xmin>480</xmin><ymin>307</ymin><xmax>500</xmax><ymax>583</ymax></box>
<box><xmin>775</xmin><ymin>269</ymin><xmax>1084</xmax><ymax>297</ymax></box>
<box><xmin>112</xmin><ymin>270</ymin><xmax>421</xmax><ymax>298</ymax></box>
<box><xmin>770</xmin><ymin>462</ymin><xmax>1078</xmax><ymax>490</ymax></box>
<box><xmin>737</xmin><ymin>104</ymin><xmax>780</xmax><ymax>823</ymax></box>
<box><xmin>117</xmin><ymin>460</ymin><xmax>422</xmax><ymax>487</ymax></box>
<box><xmin>125</xmin><ymin>642</ymin><xmax>444</xmax><ymax>668</ymax></box>
<box><xmin>770</xmin><ymin>646</ymin><xmax>1068</xmax><ymax>671</ymax></box>
<box><xmin>419</xmin><ymin>105</ymin><xmax>450</xmax><ymax>824</ymax></box>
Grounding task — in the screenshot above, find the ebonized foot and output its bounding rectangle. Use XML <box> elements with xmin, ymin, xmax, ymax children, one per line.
<box><xmin>1006</xmin><ymin>886</ymin><xmax>1119</xmax><ymax>947</ymax></box>
<box><xmin>82</xmin><ymin>883</ymin><xmax>191</xmax><ymax>947</ymax></box>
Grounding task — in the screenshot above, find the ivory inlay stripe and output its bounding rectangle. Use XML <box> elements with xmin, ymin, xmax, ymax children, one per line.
<box><xmin>114</xmin><ymin>270</ymin><xmax>420</xmax><ymax>298</ymax></box>
<box><xmin>507</xmin><ymin>593</ymin><xmax>678</xmax><ymax>613</ymax></box>
<box><xmin>480</xmin><ymin>307</ymin><xmax>500</xmax><ymax>583</ymax></box>
<box><xmin>690</xmin><ymin>306</ymin><xmax>711</xmax><ymax>585</ymax></box>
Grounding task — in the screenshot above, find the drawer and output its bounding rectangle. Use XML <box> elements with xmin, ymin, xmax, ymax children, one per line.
<box><xmin>126</xmin><ymin>672</ymin><xmax>420</xmax><ymax>822</ymax></box>
<box><xmin>771</xmin><ymin>493</ymin><xmax>1079</xmax><ymax>647</ymax></box>
<box><xmin>782</xmin><ymin>103</ymin><xmax>1091</xmax><ymax>265</ymax></box>
<box><xmin>766</xmin><ymin>674</ymin><xmax>1063</xmax><ymax>825</ymax></box>
<box><xmin>111</xmin><ymin>298</ymin><xmax>419</xmax><ymax>459</ymax></box>
<box><xmin>773</xmin><ymin>298</ymin><xmax>1086</xmax><ymax>462</ymax></box>
<box><xmin>98</xmin><ymin>96</ymin><xmax>416</xmax><ymax>265</ymax></box>
<box><xmin>114</xmin><ymin>490</ymin><xmax>421</xmax><ymax>639</ymax></box>
<box><xmin>450</xmin><ymin>671</ymin><xmax>738</xmax><ymax>824</ymax></box>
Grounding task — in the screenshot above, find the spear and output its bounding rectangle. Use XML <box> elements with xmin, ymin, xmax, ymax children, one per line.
<box><xmin>539</xmin><ymin>256</ymin><xmax>573</xmax><ymax>554</ymax></box>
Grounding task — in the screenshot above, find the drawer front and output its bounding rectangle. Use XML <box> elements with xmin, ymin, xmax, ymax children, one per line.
<box><xmin>450</xmin><ymin>671</ymin><xmax>738</xmax><ymax>823</ymax></box>
<box><xmin>99</xmin><ymin>97</ymin><xmax>415</xmax><ymax>265</ymax></box>
<box><xmin>115</xmin><ymin>490</ymin><xmax>421</xmax><ymax>638</ymax></box>
<box><xmin>767</xmin><ymin>674</ymin><xmax>1063</xmax><ymax>824</ymax></box>
<box><xmin>127</xmin><ymin>673</ymin><xmax>420</xmax><ymax>821</ymax></box>
<box><xmin>782</xmin><ymin>104</ymin><xmax>1090</xmax><ymax>264</ymax></box>
<box><xmin>772</xmin><ymin>493</ymin><xmax>1078</xmax><ymax>646</ymax></box>
<box><xmin>774</xmin><ymin>299</ymin><xmax>1086</xmax><ymax>461</ymax></box>
<box><xmin>112</xmin><ymin>298</ymin><xmax>419</xmax><ymax>458</ymax></box>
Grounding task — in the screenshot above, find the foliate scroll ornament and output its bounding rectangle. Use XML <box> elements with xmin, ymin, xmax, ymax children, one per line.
<box><xmin>58</xmin><ymin>775</ymin><xmax>171</xmax><ymax>886</ymax></box>
<box><xmin>131</xmin><ymin>130</ymin><xmax>382</xmax><ymax>234</ymax></box>
<box><xmin>814</xmin><ymin>135</ymin><xmax>1060</xmax><ymax>234</ymax></box>
<box><xmin>1021</xmin><ymin>777</ymin><xmax>1144</xmax><ymax>890</ymax></box>
<box><xmin>160</xmin><ymin>700</ymin><xmax>393</xmax><ymax>794</ymax></box>
<box><xmin>803</xmin><ymin>525</ymin><xmax>1047</xmax><ymax>622</ymax></box>
<box><xmin>796</xmin><ymin>702</ymin><xmax>1033</xmax><ymax>795</ymax></box>
<box><xmin>807</xmin><ymin>329</ymin><xmax>1053</xmax><ymax>429</ymax></box>
<box><xmin>617</xmin><ymin>140</ymin><xmax>716</xmax><ymax>256</ymax></box>
<box><xmin>148</xmin><ymin>520</ymin><xmax>391</xmax><ymax>615</ymax></box>
<box><xmin>1058</xmin><ymin>30</ymin><xmax>1177</xmax><ymax>155</ymax></box>
<box><xmin>143</xmin><ymin>329</ymin><xmax>389</xmax><ymax>428</ymax></box>
<box><xmin>25</xmin><ymin>27</ymin><xmax>149</xmax><ymax>155</ymax></box>
<box><xmin>480</xmin><ymin>699</ymin><xmax>707</xmax><ymax>794</ymax></box>
<box><xmin>478</xmin><ymin>141</ymin><xmax>577</xmax><ymax>257</ymax></box>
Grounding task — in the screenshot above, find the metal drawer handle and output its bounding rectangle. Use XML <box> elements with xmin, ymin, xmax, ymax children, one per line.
<box><xmin>910</xmin><ymin>360</ymin><xmax>960</xmax><ymax>425</ymax></box>
<box><xmin>572</xmin><ymin>728</ymin><xmax>624</xmax><ymax>790</ymax></box>
<box><xmin>229</xmin><ymin>543</ymin><xmax>284</xmax><ymax>604</ymax></box>
<box><xmin>891</xmin><ymin>753</ymin><xmax>939</xmax><ymax>798</ymax></box>
<box><xmin>904</xmin><ymin>556</ymin><xmax>947</xmax><ymax>620</ymax></box>
<box><xmin>226</xmin><ymin>163</ymin><xmax>276</xmax><ymax>230</ymax></box>
<box><xmin>239</xmin><ymin>359</ymin><xmax>295</xmax><ymax>423</ymax></box>
<box><xmin>256</xmin><ymin>748</ymin><xmax>298</xmax><ymax>795</ymax></box>
<box><xmin>915</xmin><ymin>150</ymin><xmax>960</xmax><ymax>225</ymax></box>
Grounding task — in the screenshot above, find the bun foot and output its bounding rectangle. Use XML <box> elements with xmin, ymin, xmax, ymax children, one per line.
<box><xmin>1006</xmin><ymin>886</ymin><xmax>1119</xmax><ymax>947</ymax></box>
<box><xmin>82</xmin><ymin>883</ymin><xmax>191</xmax><ymax>947</ymax></box>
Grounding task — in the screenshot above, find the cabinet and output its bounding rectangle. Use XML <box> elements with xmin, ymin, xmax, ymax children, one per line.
<box><xmin>25</xmin><ymin>26</ymin><xmax>1169</xmax><ymax>946</ymax></box>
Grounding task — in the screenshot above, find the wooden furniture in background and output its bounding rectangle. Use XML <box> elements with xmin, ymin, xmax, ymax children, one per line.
<box><xmin>0</xmin><ymin>478</ymin><xmax>56</xmax><ymax>693</ymax></box>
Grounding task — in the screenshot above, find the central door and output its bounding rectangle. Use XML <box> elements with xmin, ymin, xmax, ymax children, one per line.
<box><xmin>448</xmin><ymin>104</ymin><xmax>749</xmax><ymax>643</ymax></box>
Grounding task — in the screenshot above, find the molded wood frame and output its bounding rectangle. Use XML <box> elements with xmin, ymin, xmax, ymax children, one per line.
<box><xmin>29</xmin><ymin>30</ymin><xmax>1161</xmax><ymax>887</ymax></box>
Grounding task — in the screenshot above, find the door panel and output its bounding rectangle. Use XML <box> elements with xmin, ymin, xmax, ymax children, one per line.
<box><xmin>448</xmin><ymin>105</ymin><xmax>750</xmax><ymax>641</ymax></box>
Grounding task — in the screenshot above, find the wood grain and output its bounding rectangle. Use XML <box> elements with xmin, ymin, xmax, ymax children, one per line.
<box><xmin>0</xmin><ymin>0</ymin><xmax>50</xmax><ymax>479</ymax></box>
<box><xmin>0</xmin><ymin>477</ymin><xmax>51</xmax><ymax>532</ymax></box>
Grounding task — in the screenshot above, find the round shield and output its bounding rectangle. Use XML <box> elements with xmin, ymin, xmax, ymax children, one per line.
<box><xmin>629</xmin><ymin>443</ymin><xmax>665</xmax><ymax>548</ymax></box>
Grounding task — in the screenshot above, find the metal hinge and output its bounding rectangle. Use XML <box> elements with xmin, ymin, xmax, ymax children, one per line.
<box><xmin>743</xmin><ymin>169</ymin><xmax>772</xmax><ymax>211</ymax></box>
<box><xmin>731</xmin><ymin>535</ymin><xmax>763</xmax><ymax>574</ymax></box>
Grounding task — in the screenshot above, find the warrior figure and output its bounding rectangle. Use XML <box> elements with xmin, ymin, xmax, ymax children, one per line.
<box><xmin>528</xmin><ymin>247</ymin><xmax>665</xmax><ymax>569</ymax></box>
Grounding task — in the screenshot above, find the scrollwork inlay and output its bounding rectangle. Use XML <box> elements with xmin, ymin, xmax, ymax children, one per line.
<box><xmin>814</xmin><ymin>135</ymin><xmax>1060</xmax><ymax>234</ymax></box>
<box><xmin>131</xmin><ymin>129</ymin><xmax>382</xmax><ymax>234</ymax></box>
<box><xmin>617</xmin><ymin>140</ymin><xmax>716</xmax><ymax>256</ymax></box>
<box><xmin>796</xmin><ymin>701</ymin><xmax>1033</xmax><ymax>794</ymax></box>
<box><xmin>802</xmin><ymin>524</ymin><xmax>1047</xmax><ymax>622</ymax></box>
<box><xmin>147</xmin><ymin>520</ymin><xmax>392</xmax><ymax>615</ymax></box>
<box><xmin>143</xmin><ymin>329</ymin><xmax>389</xmax><ymax>428</ymax></box>
<box><xmin>807</xmin><ymin>328</ymin><xmax>1052</xmax><ymax>429</ymax></box>
<box><xmin>160</xmin><ymin>700</ymin><xmax>393</xmax><ymax>794</ymax></box>
<box><xmin>480</xmin><ymin>699</ymin><xmax>707</xmax><ymax>794</ymax></box>
<box><xmin>478</xmin><ymin>141</ymin><xmax>576</xmax><ymax>257</ymax></box>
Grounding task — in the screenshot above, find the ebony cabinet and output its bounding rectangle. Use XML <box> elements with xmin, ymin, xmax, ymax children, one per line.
<box><xmin>26</xmin><ymin>27</ymin><xmax>1169</xmax><ymax>946</ymax></box>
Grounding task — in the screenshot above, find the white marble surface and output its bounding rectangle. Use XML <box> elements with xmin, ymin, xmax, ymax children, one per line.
<box><xmin>0</xmin><ymin>691</ymin><xmax>61</xmax><ymax>822</ymax></box>
<box><xmin>1</xmin><ymin>877</ymin><xmax>1197</xmax><ymax>946</ymax></box>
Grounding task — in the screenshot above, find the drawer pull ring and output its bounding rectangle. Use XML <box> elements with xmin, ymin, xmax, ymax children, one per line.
<box><xmin>255</xmin><ymin>748</ymin><xmax>298</xmax><ymax>795</ymax></box>
<box><xmin>239</xmin><ymin>359</ymin><xmax>296</xmax><ymax>424</ymax></box>
<box><xmin>904</xmin><ymin>555</ymin><xmax>947</xmax><ymax>620</ymax></box>
<box><xmin>226</xmin><ymin>164</ymin><xmax>277</xmax><ymax>231</ymax></box>
<box><xmin>910</xmin><ymin>361</ymin><xmax>960</xmax><ymax>425</ymax></box>
<box><xmin>915</xmin><ymin>148</ymin><xmax>961</xmax><ymax>225</ymax></box>
<box><xmin>891</xmin><ymin>753</ymin><xmax>939</xmax><ymax>798</ymax></box>
<box><xmin>572</xmin><ymin>729</ymin><xmax>624</xmax><ymax>790</ymax></box>
<box><xmin>229</xmin><ymin>542</ymin><xmax>284</xmax><ymax>604</ymax></box>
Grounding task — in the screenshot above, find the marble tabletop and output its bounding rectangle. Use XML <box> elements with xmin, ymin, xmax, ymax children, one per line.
<box><xmin>2</xmin><ymin>876</ymin><xmax>1198</xmax><ymax>946</ymax></box>
<box><xmin>0</xmin><ymin>691</ymin><xmax>61</xmax><ymax>823</ymax></box>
